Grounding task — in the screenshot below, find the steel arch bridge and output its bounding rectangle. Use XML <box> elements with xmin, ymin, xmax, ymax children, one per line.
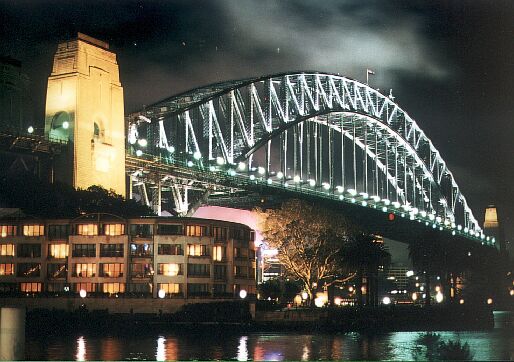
<box><xmin>126</xmin><ymin>71</ymin><xmax>493</xmax><ymax>246</ymax></box>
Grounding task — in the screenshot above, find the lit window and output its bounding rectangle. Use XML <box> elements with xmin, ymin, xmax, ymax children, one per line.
<box><xmin>212</xmin><ymin>245</ymin><xmax>225</xmax><ymax>261</ymax></box>
<box><xmin>100</xmin><ymin>263</ymin><xmax>124</xmax><ymax>277</ymax></box>
<box><xmin>187</xmin><ymin>244</ymin><xmax>208</xmax><ymax>257</ymax></box>
<box><xmin>0</xmin><ymin>263</ymin><xmax>14</xmax><ymax>276</ymax></box>
<box><xmin>74</xmin><ymin>282</ymin><xmax>96</xmax><ymax>292</ymax></box>
<box><xmin>0</xmin><ymin>244</ymin><xmax>15</xmax><ymax>256</ymax></box>
<box><xmin>76</xmin><ymin>224</ymin><xmax>98</xmax><ymax>236</ymax></box>
<box><xmin>186</xmin><ymin>225</ymin><xmax>208</xmax><ymax>237</ymax></box>
<box><xmin>48</xmin><ymin>244</ymin><xmax>68</xmax><ymax>259</ymax></box>
<box><xmin>23</xmin><ymin>225</ymin><xmax>44</xmax><ymax>237</ymax></box>
<box><xmin>158</xmin><ymin>283</ymin><xmax>181</xmax><ymax>294</ymax></box>
<box><xmin>17</xmin><ymin>263</ymin><xmax>40</xmax><ymax>277</ymax></box>
<box><xmin>20</xmin><ymin>282</ymin><xmax>42</xmax><ymax>293</ymax></box>
<box><xmin>73</xmin><ymin>263</ymin><xmax>96</xmax><ymax>277</ymax></box>
<box><xmin>158</xmin><ymin>263</ymin><xmax>182</xmax><ymax>276</ymax></box>
<box><xmin>104</xmin><ymin>224</ymin><xmax>125</xmax><ymax>236</ymax></box>
<box><xmin>101</xmin><ymin>283</ymin><xmax>125</xmax><ymax>294</ymax></box>
<box><xmin>0</xmin><ymin>225</ymin><xmax>16</xmax><ymax>237</ymax></box>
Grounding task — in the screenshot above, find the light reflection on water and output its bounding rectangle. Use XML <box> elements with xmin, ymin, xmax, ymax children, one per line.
<box><xmin>26</xmin><ymin>328</ymin><xmax>513</xmax><ymax>361</ymax></box>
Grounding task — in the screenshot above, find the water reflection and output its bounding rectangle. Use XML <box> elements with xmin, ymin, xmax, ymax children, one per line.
<box><xmin>25</xmin><ymin>324</ymin><xmax>512</xmax><ymax>361</ymax></box>
<box><xmin>156</xmin><ymin>336</ymin><xmax>165</xmax><ymax>361</ymax></box>
<box><xmin>75</xmin><ymin>336</ymin><xmax>86</xmax><ymax>361</ymax></box>
<box><xmin>237</xmin><ymin>336</ymin><xmax>248</xmax><ymax>361</ymax></box>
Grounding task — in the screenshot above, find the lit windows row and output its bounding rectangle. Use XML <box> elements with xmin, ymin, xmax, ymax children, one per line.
<box><xmin>1</xmin><ymin>223</ymin><xmax>253</xmax><ymax>240</ymax></box>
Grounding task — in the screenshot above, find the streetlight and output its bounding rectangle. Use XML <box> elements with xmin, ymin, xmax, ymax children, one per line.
<box><xmin>79</xmin><ymin>289</ymin><xmax>87</xmax><ymax>298</ymax></box>
<box><xmin>27</xmin><ymin>126</ymin><xmax>34</xmax><ymax>134</ymax></box>
<box><xmin>382</xmin><ymin>296</ymin><xmax>391</xmax><ymax>305</ymax></box>
<box><xmin>239</xmin><ymin>289</ymin><xmax>247</xmax><ymax>299</ymax></box>
<box><xmin>158</xmin><ymin>289</ymin><xmax>166</xmax><ymax>299</ymax></box>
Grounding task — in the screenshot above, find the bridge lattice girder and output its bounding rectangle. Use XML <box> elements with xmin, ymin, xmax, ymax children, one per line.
<box><xmin>127</xmin><ymin>72</ymin><xmax>488</xmax><ymax>244</ymax></box>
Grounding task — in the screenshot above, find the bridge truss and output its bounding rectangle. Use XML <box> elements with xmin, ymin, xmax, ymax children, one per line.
<box><xmin>127</xmin><ymin>72</ymin><xmax>493</xmax><ymax>245</ymax></box>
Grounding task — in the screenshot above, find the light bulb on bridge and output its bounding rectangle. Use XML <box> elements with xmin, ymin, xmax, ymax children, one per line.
<box><xmin>135</xmin><ymin>150</ymin><xmax>143</xmax><ymax>157</ymax></box>
<box><xmin>258</xmin><ymin>167</ymin><xmax>265</xmax><ymax>175</ymax></box>
<box><xmin>137</xmin><ymin>138</ymin><xmax>147</xmax><ymax>147</ymax></box>
<box><xmin>238</xmin><ymin>162</ymin><xmax>246</xmax><ymax>171</ymax></box>
<box><xmin>293</xmin><ymin>175</ymin><xmax>301</xmax><ymax>183</ymax></box>
<box><xmin>27</xmin><ymin>126</ymin><xmax>34</xmax><ymax>134</ymax></box>
<box><xmin>193</xmin><ymin>151</ymin><xmax>202</xmax><ymax>160</ymax></box>
<box><xmin>216</xmin><ymin>156</ymin><xmax>225</xmax><ymax>165</ymax></box>
<box><xmin>347</xmin><ymin>189</ymin><xmax>357</xmax><ymax>196</ymax></box>
<box><xmin>276</xmin><ymin>171</ymin><xmax>283</xmax><ymax>179</ymax></box>
<box><xmin>336</xmin><ymin>186</ymin><xmax>344</xmax><ymax>193</ymax></box>
<box><xmin>322</xmin><ymin>183</ymin><xmax>330</xmax><ymax>190</ymax></box>
<box><xmin>62</xmin><ymin>121</ymin><xmax>69</xmax><ymax>129</ymax></box>
<box><xmin>308</xmin><ymin>179</ymin><xmax>316</xmax><ymax>187</ymax></box>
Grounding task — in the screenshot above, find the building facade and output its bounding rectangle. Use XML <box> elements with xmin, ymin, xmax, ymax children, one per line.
<box><xmin>0</xmin><ymin>215</ymin><xmax>256</xmax><ymax>299</ymax></box>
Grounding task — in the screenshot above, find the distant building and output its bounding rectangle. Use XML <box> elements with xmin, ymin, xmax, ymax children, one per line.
<box><xmin>0</xmin><ymin>56</ymin><xmax>32</xmax><ymax>131</ymax></box>
<box><xmin>0</xmin><ymin>214</ymin><xmax>256</xmax><ymax>311</ymax></box>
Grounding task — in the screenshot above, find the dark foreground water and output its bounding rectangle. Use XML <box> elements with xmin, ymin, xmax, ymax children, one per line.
<box><xmin>25</xmin><ymin>312</ymin><xmax>513</xmax><ymax>361</ymax></box>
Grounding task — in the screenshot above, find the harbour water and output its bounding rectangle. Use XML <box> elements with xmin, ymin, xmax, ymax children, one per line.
<box><xmin>24</xmin><ymin>312</ymin><xmax>513</xmax><ymax>361</ymax></box>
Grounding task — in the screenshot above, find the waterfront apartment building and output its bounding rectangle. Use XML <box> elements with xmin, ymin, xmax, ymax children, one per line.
<box><xmin>0</xmin><ymin>214</ymin><xmax>256</xmax><ymax>299</ymax></box>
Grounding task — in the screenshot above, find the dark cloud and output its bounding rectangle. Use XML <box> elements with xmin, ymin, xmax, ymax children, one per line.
<box><xmin>0</xmin><ymin>0</ymin><xmax>512</xmax><ymax>241</ymax></box>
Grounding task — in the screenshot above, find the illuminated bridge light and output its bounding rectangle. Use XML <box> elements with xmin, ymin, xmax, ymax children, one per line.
<box><xmin>464</xmin><ymin>227</ymin><xmax>469</xmax><ymax>233</ymax></box>
<box><xmin>293</xmin><ymin>175</ymin><xmax>301</xmax><ymax>183</ymax></box>
<box><xmin>216</xmin><ymin>157</ymin><xmax>225</xmax><ymax>165</ymax></box>
<box><xmin>339</xmin><ymin>195</ymin><xmax>344</xmax><ymax>200</ymax></box>
<box><xmin>428</xmin><ymin>214</ymin><xmax>435</xmax><ymax>221</ymax></box>
<box><xmin>382</xmin><ymin>199</ymin><xmax>391</xmax><ymax>206</ymax></box>
<box><xmin>186</xmin><ymin>160</ymin><xmax>194</xmax><ymax>167</ymax></box>
<box><xmin>267</xmin><ymin>178</ymin><xmax>272</xmax><ymax>185</ymax></box>
<box><xmin>432</xmin><ymin>224</ymin><xmax>437</xmax><ymax>229</ymax></box>
<box><xmin>351</xmin><ymin>198</ymin><xmax>356</xmax><ymax>203</ymax></box>
<box><xmin>322</xmin><ymin>183</ymin><xmax>330</xmax><ymax>190</ymax></box>
<box><xmin>276</xmin><ymin>171</ymin><xmax>284</xmax><ymax>179</ymax></box>
<box><xmin>347</xmin><ymin>189</ymin><xmax>357</xmax><ymax>196</ymax></box>
<box><xmin>452</xmin><ymin>231</ymin><xmax>456</xmax><ymax>235</ymax></box>
<box><xmin>392</xmin><ymin>201</ymin><xmax>401</xmax><ymax>208</ymax></box>
<box><xmin>209</xmin><ymin>166</ymin><xmax>216</xmax><ymax>172</ymax></box>
<box><xmin>135</xmin><ymin>150</ymin><xmax>143</xmax><ymax>157</ymax></box>
<box><xmin>420</xmin><ymin>211</ymin><xmax>427</xmax><ymax>217</ymax></box>
<box><xmin>410</xmin><ymin>207</ymin><xmax>418</xmax><ymax>215</ymax></box>
<box><xmin>193</xmin><ymin>151</ymin><xmax>202</xmax><ymax>160</ymax></box>
<box><xmin>457</xmin><ymin>225</ymin><xmax>463</xmax><ymax>231</ymax></box>
<box><xmin>228</xmin><ymin>169</ymin><xmax>236</xmax><ymax>176</ymax></box>
<box><xmin>308</xmin><ymin>179</ymin><xmax>316</xmax><ymax>187</ymax></box>
<box><xmin>238</xmin><ymin>162</ymin><xmax>246</xmax><ymax>171</ymax></box>
<box><xmin>361</xmin><ymin>201</ymin><xmax>367</xmax><ymax>207</ymax></box>
<box><xmin>258</xmin><ymin>167</ymin><xmax>265</xmax><ymax>175</ymax></box>
<box><xmin>382</xmin><ymin>206</ymin><xmax>388</xmax><ymax>212</ymax></box>
<box><xmin>137</xmin><ymin>138</ymin><xmax>147</xmax><ymax>147</ymax></box>
<box><xmin>436</xmin><ymin>216</ymin><xmax>442</xmax><ymax>223</ymax></box>
<box><xmin>336</xmin><ymin>186</ymin><xmax>344</xmax><ymax>193</ymax></box>
<box><xmin>371</xmin><ymin>195</ymin><xmax>381</xmax><ymax>202</ymax></box>
<box><xmin>360</xmin><ymin>192</ymin><xmax>369</xmax><ymax>199</ymax></box>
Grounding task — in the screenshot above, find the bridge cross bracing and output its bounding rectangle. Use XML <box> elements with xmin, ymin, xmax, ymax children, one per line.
<box><xmin>126</xmin><ymin>72</ymin><xmax>492</xmax><ymax>246</ymax></box>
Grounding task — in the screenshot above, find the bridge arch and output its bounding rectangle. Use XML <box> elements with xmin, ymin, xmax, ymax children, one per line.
<box><xmin>127</xmin><ymin>72</ymin><xmax>486</xmax><ymax>243</ymax></box>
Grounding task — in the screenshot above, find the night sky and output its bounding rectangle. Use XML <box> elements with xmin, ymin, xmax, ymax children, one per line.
<box><xmin>0</xmin><ymin>0</ymin><xmax>512</xmax><ymax>241</ymax></box>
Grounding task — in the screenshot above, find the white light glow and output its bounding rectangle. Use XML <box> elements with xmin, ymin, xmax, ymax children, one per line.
<box><xmin>309</xmin><ymin>179</ymin><xmax>316</xmax><ymax>187</ymax></box>
<box><xmin>158</xmin><ymin>289</ymin><xmax>166</xmax><ymax>299</ymax></box>
<box><xmin>347</xmin><ymin>188</ymin><xmax>357</xmax><ymax>196</ymax></box>
<box><xmin>435</xmin><ymin>292</ymin><xmax>443</xmax><ymax>302</ymax></box>
<box><xmin>135</xmin><ymin>150</ymin><xmax>143</xmax><ymax>157</ymax></box>
<box><xmin>238</xmin><ymin>162</ymin><xmax>246</xmax><ymax>171</ymax></box>
<box><xmin>27</xmin><ymin>126</ymin><xmax>34</xmax><ymax>134</ymax></box>
<box><xmin>382</xmin><ymin>296</ymin><xmax>391</xmax><ymax>305</ymax></box>
<box><xmin>79</xmin><ymin>289</ymin><xmax>87</xmax><ymax>298</ymax></box>
<box><xmin>276</xmin><ymin>171</ymin><xmax>283</xmax><ymax>179</ymax></box>
<box><xmin>193</xmin><ymin>151</ymin><xmax>202</xmax><ymax>160</ymax></box>
<box><xmin>63</xmin><ymin>121</ymin><xmax>69</xmax><ymax>129</ymax></box>
<box><xmin>336</xmin><ymin>186</ymin><xmax>344</xmax><ymax>193</ymax></box>
<box><xmin>187</xmin><ymin>160</ymin><xmax>194</xmax><ymax>167</ymax></box>
<box><xmin>216</xmin><ymin>157</ymin><xmax>225</xmax><ymax>165</ymax></box>
<box><xmin>382</xmin><ymin>199</ymin><xmax>391</xmax><ymax>205</ymax></box>
<box><xmin>322</xmin><ymin>183</ymin><xmax>330</xmax><ymax>190</ymax></box>
<box><xmin>258</xmin><ymin>167</ymin><xmax>265</xmax><ymax>175</ymax></box>
<box><xmin>138</xmin><ymin>138</ymin><xmax>148</xmax><ymax>147</ymax></box>
<box><xmin>239</xmin><ymin>289</ymin><xmax>247</xmax><ymax>299</ymax></box>
<box><xmin>294</xmin><ymin>175</ymin><xmax>301</xmax><ymax>183</ymax></box>
<box><xmin>406</xmin><ymin>270</ymin><xmax>414</xmax><ymax>277</ymax></box>
<box><xmin>249</xmin><ymin>175</ymin><xmax>255</xmax><ymax>181</ymax></box>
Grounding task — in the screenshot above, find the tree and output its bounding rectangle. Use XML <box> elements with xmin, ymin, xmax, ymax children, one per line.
<box><xmin>256</xmin><ymin>199</ymin><xmax>354</xmax><ymax>305</ymax></box>
<box><xmin>409</xmin><ymin>238</ymin><xmax>444</xmax><ymax>306</ymax></box>
<box><xmin>341</xmin><ymin>233</ymin><xmax>390</xmax><ymax>306</ymax></box>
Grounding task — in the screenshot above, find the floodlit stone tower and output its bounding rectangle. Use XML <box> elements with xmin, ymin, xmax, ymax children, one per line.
<box><xmin>484</xmin><ymin>205</ymin><xmax>505</xmax><ymax>252</ymax></box>
<box><xmin>44</xmin><ymin>33</ymin><xmax>125</xmax><ymax>196</ymax></box>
